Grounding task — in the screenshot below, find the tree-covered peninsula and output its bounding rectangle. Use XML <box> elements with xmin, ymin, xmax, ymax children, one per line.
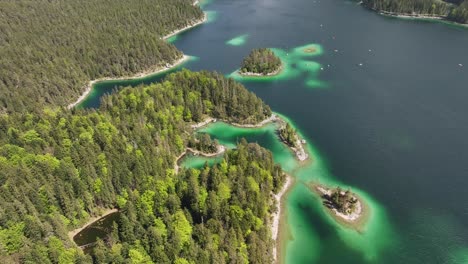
<box><xmin>239</xmin><ymin>48</ymin><xmax>282</xmax><ymax>76</ymax></box>
<box><xmin>279</xmin><ymin>122</ymin><xmax>298</xmax><ymax>148</ymax></box>
<box><xmin>362</xmin><ymin>0</ymin><xmax>468</xmax><ymax>24</ymax></box>
<box><xmin>0</xmin><ymin>71</ymin><xmax>285</xmax><ymax>263</ymax></box>
<box><xmin>0</xmin><ymin>0</ymin><xmax>204</xmax><ymax>113</ymax></box>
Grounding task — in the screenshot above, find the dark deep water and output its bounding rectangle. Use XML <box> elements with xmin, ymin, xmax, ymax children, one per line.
<box><xmin>73</xmin><ymin>212</ymin><xmax>120</xmax><ymax>251</ymax></box>
<box><xmin>79</xmin><ymin>0</ymin><xmax>468</xmax><ymax>262</ymax></box>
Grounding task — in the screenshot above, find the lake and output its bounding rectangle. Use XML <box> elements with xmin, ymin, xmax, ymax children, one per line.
<box><xmin>79</xmin><ymin>0</ymin><xmax>468</xmax><ymax>263</ymax></box>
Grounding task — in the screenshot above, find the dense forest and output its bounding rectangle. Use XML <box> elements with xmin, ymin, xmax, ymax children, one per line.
<box><xmin>0</xmin><ymin>0</ymin><xmax>204</xmax><ymax>113</ymax></box>
<box><xmin>362</xmin><ymin>0</ymin><xmax>468</xmax><ymax>24</ymax></box>
<box><xmin>240</xmin><ymin>48</ymin><xmax>282</xmax><ymax>76</ymax></box>
<box><xmin>0</xmin><ymin>71</ymin><xmax>284</xmax><ymax>263</ymax></box>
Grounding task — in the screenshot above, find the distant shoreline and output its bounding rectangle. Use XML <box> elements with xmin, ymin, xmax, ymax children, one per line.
<box><xmin>363</xmin><ymin>5</ymin><xmax>468</xmax><ymax>26</ymax></box>
<box><xmin>163</xmin><ymin>13</ymin><xmax>207</xmax><ymax>40</ymax></box>
<box><xmin>67</xmin><ymin>55</ymin><xmax>190</xmax><ymax>109</ymax></box>
<box><xmin>238</xmin><ymin>65</ymin><xmax>283</xmax><ymax>77</ymax></box>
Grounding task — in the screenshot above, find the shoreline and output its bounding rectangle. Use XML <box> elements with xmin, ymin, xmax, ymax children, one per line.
<box><xmin>68</xmin><ymin>8</ymin><xmax>208</xmax><ymax>110</ymax></box>
<box><xmin>163</xmin><ymin>13</ymin><xmax>207</xmax><ymax>41</ymax></box>
<box><xmin>364</xmin><ymin>5</ymin><xmax>468</xmax><ymax>26</ymax></box>
<box><xmin>190</xmin><ymin>114</ymin><xmax>278</xmax><ymax>129</ymax></box>
<box><xmin>67</xmin><ymin>55</ymin><xmax>190</xmax><ymax>109</ymax></box>
<box><xmin>68</xmin><ymin>208</ymin><xmax>118</xmax><ymax>244</ymax></box>
<box><xmin>310</xmin><ymin>183</ymin><xmax>369</xmax><ymax>232</ymax></box>
<box><xmin>238</xmin><ymin>65</ymin><xmax>283</xmax><ymax>78</ymax></box>
<box><xmin>191</xmin><ymin>114</ymin><xmax>309</xmax><ymax>161</ymax></box>
<box><xmin>272</xmin><ymin>175</ymin><xmax>293</xmax><ymax>263</ymax></box>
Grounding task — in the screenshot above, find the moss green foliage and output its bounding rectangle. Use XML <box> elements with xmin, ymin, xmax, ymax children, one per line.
<box><xmin>328</xmin><ymin>187</ymin><xmax>358</xmax><ymax>214</ymax></box>
<box><xmin>278</xmin><ymin>122</ymin><xmax>297</xmax><ymax>148</ymax></box>
<box><xmin>187</xmin><ymin>133</ymin><xmax>219</xmax><ymax>153</ymax></box>
<box><xmin>0</xmin><ymin>70</ymin><xmax>281</xmax><ymax>263</ymax></box>
<box><xmin>240</xmin><ymin>48</ymin><xmax>282</xmax><ymax>75</ymax></box>
<box><xmin>0</xmin><ymin>0</ymin><xmax>204</xmax><ymax>113</ymax></box>
<box><xmin>362</xmin><ymin>0</ymin><xmax>468</xmax><ymax>24</ymax></box>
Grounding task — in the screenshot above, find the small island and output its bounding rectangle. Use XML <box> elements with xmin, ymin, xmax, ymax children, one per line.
<box><xmin>277</xmin><ymin>120</ymin><xmax>308</xmax><ymax>161</ymax></box>
<box><xmin>311</xmin><ymin>183</ymin><xmax>368</xmax><ymax>231</ymax></box>
<box><xmin>278</xmin><ymin>122</ymin><xmax>298</xmax><ymax>148</ymax></box>
<box><xmin>239</xmin><ymin>48</ymin><xmax>282</xmax><ymax>76</ymax></box>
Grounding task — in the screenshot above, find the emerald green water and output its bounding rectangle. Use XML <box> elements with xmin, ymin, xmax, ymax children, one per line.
<box><xmin>227</xmin><ymin>44</ymin><xmax>327</xmax><ymax>89</ymax></box>
<box><xmin>186</xmin><ymin>117</ymin><xmax>398</xmax><ymax>263</ymax></box>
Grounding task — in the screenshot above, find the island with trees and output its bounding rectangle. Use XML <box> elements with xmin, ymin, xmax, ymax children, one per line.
<box><xmin>279</xmin><ymin>122</ymin><xmax>298</xmax><ymax>148</ymax></box>
<box><xmin>361</xmin><ymin>0</ymin><xmax>468</xmax><ymax>24</ymax></box>
<box><xmin>277</xmin><ymin>120</ymin><xmax>308</xmax><ymax>161</ymax></box>
<box><xmin>239</xmin><ymin>48</ymin><xmax>283</xmax><ymax>76</ymax></box>
<box><xmin>0</xmin><ymin>70</ymin><xmax>287</xmax><ymax>263</ymax></box>
<box><xmin>311</xmin><ymin>184</ymin><xmax>369</xmax><ymax>231</ymax></box>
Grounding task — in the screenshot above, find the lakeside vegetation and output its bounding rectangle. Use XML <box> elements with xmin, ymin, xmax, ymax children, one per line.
<box><xmin>0</xmin><ymin>71</ymin><xmax>283</xmax><ymax>263</ymax></box>
<box><xmin>278</xmin><ymin>122</ymin><xmax>298</xmax><ymax>148</ymax></box>
<box><xmin>240</xmin><ymin>48</ymin><xmax>282</xmax><ymax>76</ymax></box>
<box><xmin>187</xmin><ymin>133</ymin><xmax>220</xmax><ymax>154</ymax></box>
<box><xmin>362</xmin><ymin>0</ymin><xmax>468</xmax><ymax>24</ymax></box>
<box><xmin>0</xmin><ymin>0</ymin><xmax>204</xmax><ymax>113</ymax></box>
<box><xmin>328</xmin><ymin>188</ymin><xmax>359</xmax><ymax>215</ymax></box>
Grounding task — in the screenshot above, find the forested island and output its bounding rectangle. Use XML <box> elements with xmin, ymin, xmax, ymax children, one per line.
<box><xmin>239</xmin><ymin>48</ymin><xmax>283</xmax><ymax>76</ymax></box>
<box><xmin>279</xmin><ymin>123</ymin><xmax>299</xmax><ymax>148</ymax></box>
<box><xmin>312</xmin><ymin>184</ymin><xmax>368</xmax><ymax>231</ymax></box>
<box><xmin>0</xmin><ymin>0</ymin><xmax>204</xmax><ymax>113</ymax></box>
<box><xmin>0</xmin><ymin>71</ymin><xmax>286</xmax><ymax>263</ymax></box>
<box><xmin>361</xmin><ymin>0</ymin><xmax>468</xmax><ymax>24</ymax></box>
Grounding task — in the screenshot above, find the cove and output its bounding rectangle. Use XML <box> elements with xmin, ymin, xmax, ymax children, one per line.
<box><xmin>76</xmin><ymin>0</ymin><xmax>468</xmax><ymax>263</ymax></box>
<box><xmin>182</xmin><ymin>117</ymin><xmax>398</xmax><ymax>263</ymax></box>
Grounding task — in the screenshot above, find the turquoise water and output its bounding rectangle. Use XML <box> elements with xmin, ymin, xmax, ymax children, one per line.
<box><xmin>195</xmin><ymin>119</ymin><xmax>398</xmax><ymax>263</ymax></box>
<box><xmin>226</xmin><ymin>34</ymin><xmax>249</xmax><ymax>46</ymax></box>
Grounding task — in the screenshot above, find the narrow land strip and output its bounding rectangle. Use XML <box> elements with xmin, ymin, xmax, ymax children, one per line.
<box><xmin>272</xmin><ymin>175</ymin><xmax>293</xmax><ymax>263</ymax></box>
